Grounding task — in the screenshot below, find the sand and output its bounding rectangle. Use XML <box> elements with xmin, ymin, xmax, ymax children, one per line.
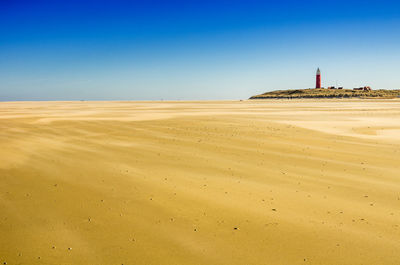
<box><xmin>1</xmin><ymin>99</ymin><xmax>400</xmax><ymax>265</ymax></box>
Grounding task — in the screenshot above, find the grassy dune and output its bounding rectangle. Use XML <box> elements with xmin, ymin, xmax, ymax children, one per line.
<box><xmin>250</xmin><ymin>88</ymin><xmax>400</xmax><ymax>99</ymax></box>
<box><xmin>1</xmin><ymin>100</ymin><xmax>400</xmax><ymax>265</ymax></box>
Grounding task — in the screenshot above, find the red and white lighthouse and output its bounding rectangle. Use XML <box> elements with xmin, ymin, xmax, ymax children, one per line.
<box><xmin>316</xmin><ymin>68</ymin><xmax>321</xmax><ymax>88</ymax></box>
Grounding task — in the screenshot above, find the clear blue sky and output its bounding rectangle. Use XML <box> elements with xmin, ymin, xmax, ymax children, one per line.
<box><xmin>1</xmin><ymin>0</ymin><xmax>399</xmax><ymax>100</ymax></box>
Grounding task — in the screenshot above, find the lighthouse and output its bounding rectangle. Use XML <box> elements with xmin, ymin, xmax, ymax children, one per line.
<box><xmin>316</xmin><ymin>68</ymin><xmax>321</xmax><ymax>88</ymax></box>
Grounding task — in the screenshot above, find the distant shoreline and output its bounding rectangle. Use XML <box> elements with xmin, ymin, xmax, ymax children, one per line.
<box><xmin>250</xmin><ymin>88</ymin><xmax>400</xmax><ymax>99</ymax></box>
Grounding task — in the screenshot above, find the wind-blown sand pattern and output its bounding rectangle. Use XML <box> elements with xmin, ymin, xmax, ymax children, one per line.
<box><xmin>1</xmin><ymin>100</ymin><xmax>400</xmax><ymax>265</ymax></box>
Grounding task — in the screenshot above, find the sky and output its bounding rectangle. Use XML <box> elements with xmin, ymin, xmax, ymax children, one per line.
<box><xmin>1</xmin><ymin>0</ymin><xmax>400</xmax><ymax>100</ymax></box>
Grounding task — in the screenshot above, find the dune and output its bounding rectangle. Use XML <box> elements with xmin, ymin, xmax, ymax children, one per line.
<box><xmin>1</xmin><ymin>99</ymin><xmax>400</xmax><ymax>265</ymax></box>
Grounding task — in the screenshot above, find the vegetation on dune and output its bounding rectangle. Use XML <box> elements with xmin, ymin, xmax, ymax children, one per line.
<box><xmin>250</xmin><ymin>88</ymin><xmax>400</xmax><ymax>99</ymax></box>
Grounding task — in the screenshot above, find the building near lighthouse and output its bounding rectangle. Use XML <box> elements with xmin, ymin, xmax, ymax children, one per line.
<box><xmin>316</xmin><ymin>68</ymin><xmax>321</xmax><ymax>88</ymax></box>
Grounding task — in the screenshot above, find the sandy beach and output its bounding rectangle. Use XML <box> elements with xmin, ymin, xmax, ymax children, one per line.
<box><xmin>1</xmin><ymin>99</ymin><xmax>400</xmax><ymax>265</ymax></box>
